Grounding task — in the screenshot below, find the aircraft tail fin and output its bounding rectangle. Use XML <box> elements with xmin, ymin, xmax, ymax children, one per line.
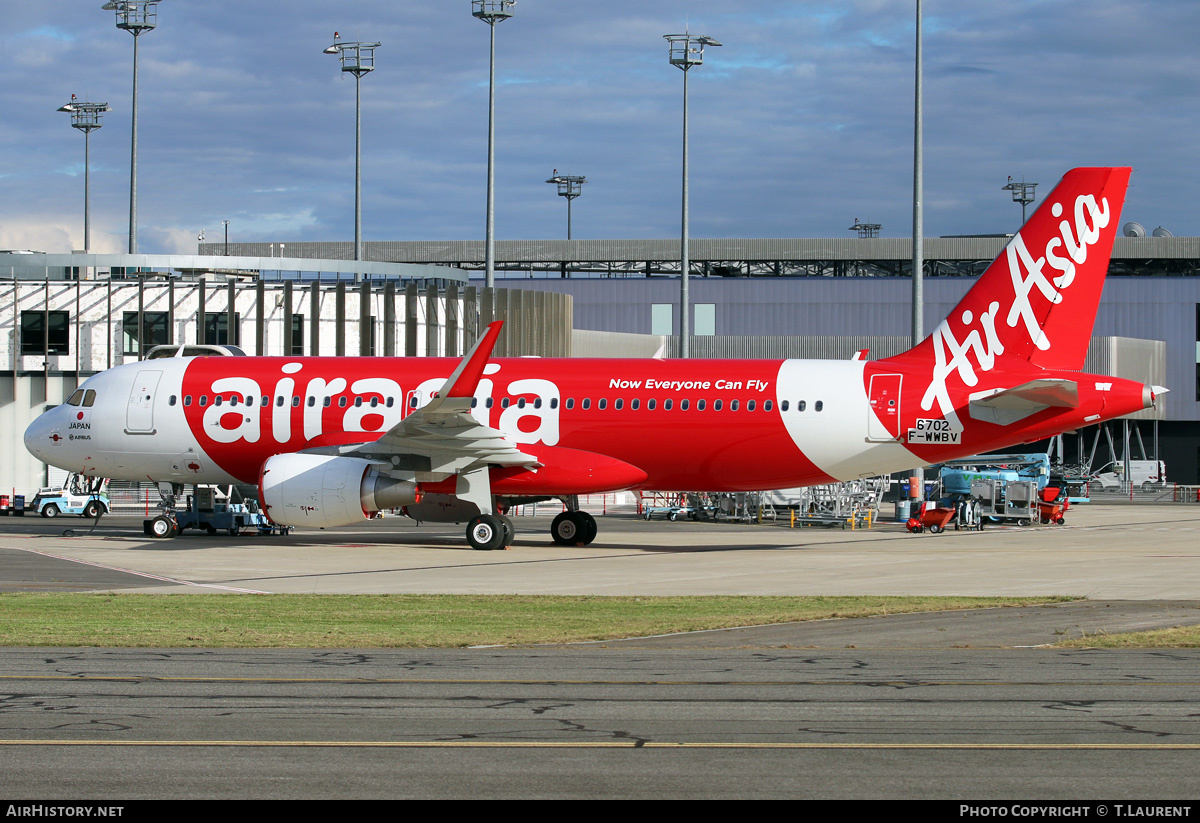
<box><xmin>889</xmin><ymin>167</ymin><xmax>1131</xmax><ymax>373</ymax></box>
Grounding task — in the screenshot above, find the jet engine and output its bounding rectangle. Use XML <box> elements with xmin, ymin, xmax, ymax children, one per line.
<box><xmin>258</xmin><ymin>453</ymin><xmax>421</xmax><ymax>528</ymax></box>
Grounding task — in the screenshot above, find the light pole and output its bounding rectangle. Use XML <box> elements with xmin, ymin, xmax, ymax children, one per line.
<box><xmin>57</xmin><ymin>96</ymin><xmax>110</xmax><ymax>257</ymax></box>
<box><xmin>1002</xmin><ymin>176</ymin><xmax>1038</xmax><ymax>226</ymax></box>
<box><xmin>546</xmin><ymin>171</ymin><xmax>586</xmax><ymax>239</ymax></box>
<box><xmin>912</xmin><ymin>0</ymin><xmax>925</xmax><ymax>501</ymax></box>
<box><xmin>221</xmin><ymin>220</ymin><xmax>229</xmax><ymax>255</ymax></box>
<box><xmin>101</xmin><ymin>0</ymin><xmax>159</xmax><ymax>256</ymax></box>
<box><xmin>472</xmin><ymin>1</ymin><xmax>515</xmax><ymax>288</ymax></box>
<box><xmin>324</xmin><ymin>32</ymin><xmax>380</xmax><ymax>284</ymax></box>
<box><xmin>665</xmin><ymin>32</ymin><xmax>720</xmax><ymax>359</ymax></box>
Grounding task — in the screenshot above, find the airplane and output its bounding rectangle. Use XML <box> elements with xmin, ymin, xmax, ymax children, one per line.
<box><xmin>24</xmin><ymin>167</ymin><xmax>1163</xmax><ymax>550</ymax></box>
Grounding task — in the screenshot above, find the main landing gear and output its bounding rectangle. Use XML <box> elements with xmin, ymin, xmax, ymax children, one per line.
<box><xmin>464</xmin><ymin>505</ymin><xmax>598</xmax><ymax>550</ymax></box>
<box><xmin>465</xmin><ymin>513</ymin><xmax>516</xmax><ymax>551</ymax></box>
<box><xmin>550</xmin><ymin>510</ymin><xmax>597</xmax><ymax>546</ymax></box>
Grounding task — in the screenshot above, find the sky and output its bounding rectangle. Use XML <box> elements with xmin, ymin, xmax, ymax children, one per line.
<box><xmin>2</xmin><ymin>1</ymin><xmax>1198</xmax><ymax>255</ymax></box>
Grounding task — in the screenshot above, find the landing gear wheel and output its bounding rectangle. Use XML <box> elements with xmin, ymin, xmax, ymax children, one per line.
<box><xmin>500</xmin><ymin>515</ymin><xmax>515</xmax><ymax>548</ymax></box>
<box><xmin>576</xmin><ymin>511</ymin><xmax>598</xmax><ymax>545</ymax></box>
<box><xmin>551</xmin><ymin>511</ymin><xmax>581</xmax><ymax>545</ymax></box>
<box><xmin>150</xmin><ymin>515</ymin><xmax>177</xmax><ymax>539</ymax></box>
<box><xmin>467</xmin><ymin>514</ymin><xmax>505</xmax><ymax>551</ymax></box>
<box><xmin>42</xmin><ymin>503</ymin><xmax>59</xmax><ymax>519</ymax></box>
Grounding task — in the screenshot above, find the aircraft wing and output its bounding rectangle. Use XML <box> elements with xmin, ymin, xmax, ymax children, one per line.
<box><xmin>313</xmin><ymin>322</ymin><xmax>541</xmax><ymax>476</ymax></box>
<box><xmin>968</xmin><ymin>378</ymin><xmax>1079</xmax><ymax>426</ymax></box>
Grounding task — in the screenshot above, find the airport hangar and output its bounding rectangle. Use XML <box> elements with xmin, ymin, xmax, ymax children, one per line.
<box><xmin>0</xmin><ymin>233</ymin><xmax>1192</xmax><ymax>496</ymax></box>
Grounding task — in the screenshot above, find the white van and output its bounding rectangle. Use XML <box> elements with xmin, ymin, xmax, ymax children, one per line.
<box><xmin>1091</xmin><ymin>460</ymin><xmax>1167</xmax><ymax>490</ymax></box>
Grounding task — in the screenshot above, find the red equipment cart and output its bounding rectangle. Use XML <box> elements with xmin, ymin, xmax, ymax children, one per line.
<box><xmin>906</xmin><ymin>501</ymin><xmax>957</xmax><ymax>534</ymax></box>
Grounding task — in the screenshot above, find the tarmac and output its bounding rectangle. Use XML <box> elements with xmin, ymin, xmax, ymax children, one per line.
<box><xmin>2</xmin><ymin>502</ymin><xmax>1199</xmax><ymax>647</ymax></box>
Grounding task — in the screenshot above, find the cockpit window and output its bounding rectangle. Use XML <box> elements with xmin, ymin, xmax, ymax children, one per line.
<box><xmin>66</xmin><ymin>390</ymin><xmax>85</xmax><ymax>406</ymax></box>
<box><xmin>83</xmin><ymin>390</ymin><xmax>95</xmax><ymax>407</ymax></box>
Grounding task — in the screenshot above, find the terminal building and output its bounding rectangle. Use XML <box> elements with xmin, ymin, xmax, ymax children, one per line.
<box><xmin>2</xmin><ymin>234</ymin><xmax>1196</xmax><ymax>494</ymax></box>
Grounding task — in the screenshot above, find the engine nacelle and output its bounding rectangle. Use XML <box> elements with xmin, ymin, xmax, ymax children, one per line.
<box><xmin>258</xmin><ymin>453</ymin><xmax>421</xmax><ymax>528</ymax></box>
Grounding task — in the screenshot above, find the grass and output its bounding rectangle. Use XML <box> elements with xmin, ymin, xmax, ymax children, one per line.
<box><xmin>0</xmin><ymin>593</ymin><xmax>1075</xmax><ymax>648</ymax></box>
<box><xmin>1056</xmin><ymin>625</ymin><xmax>1200</xmax><ymax>649</ymax></box>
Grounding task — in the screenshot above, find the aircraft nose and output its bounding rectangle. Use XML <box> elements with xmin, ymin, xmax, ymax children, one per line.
<box><xmin>24</xmin><ymin>409</ymin><xmax>59</xmax><ymax>464</ymax></box>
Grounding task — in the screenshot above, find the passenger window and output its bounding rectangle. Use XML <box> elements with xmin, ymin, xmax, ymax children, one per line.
<box><xmin>780</xmin><ymin>400</ymin><xmax>788</xmax><ymax>412</ymax></box>
<box><xmin>647</xmin><ymin>399</ymin><xmax>656</xmax><ymax>410</ymax></box>
<box><xmin>471</xmin><ymin>397</ymin><xmax>478</xmax><ymax>408</ymax></box>
<box><xmin>714</xmin><ymin>399</ymin><xmax>722</xmax><ymax>411</ymax></box>
<box><xmin>748</xmin><ymin>400</ymin><xmax>756</xmax><ymax>412</ymax></box>
<box><xmin>184</xmin><ymin>395</ymin><xmax>192</xmax><ymax>407</ymax></box>
<box><xmin>517</xmin><ymin>398</ymin><xmax>526</xmax><ymax>409</ymax></box>
<box><xmin>386</xmin><ymin>397</ymin><xmax>394</xmax><ymax>408</ymax></box>
<box><xmin>681</xmin><ymin>399</ymin><xmax>689</xmax><ymax>411</ymax></box>
<box><xmin>798</xmin><ymin>400</ymin><xmax>806</xmax><ymax>411</ymax></box>
<box><xmin>354</xmin><ymin>397</ymin><xmax>363</xmax><ymax>407</ymax></box>
<box><xmin>323</xmin><ymin>397</ymin><xmax>331</xmax><ymax>407</ymax></box>
<box><xmin>485</xmin><ymin>397</ymin><xmax>494</xmax><ymax>409</ymax></box>
<box><xmin>199</xmin><ymin>396</ymin><xmax>208</xmax><ymax>407</ymax></box>
<box><xmin>815</xmin><ymin>400</ymin><xmax>824</xmax><ymax>412</ymax></box>
<box><xmin>261</xmin><ymin>395</ymin><xmax>269</xmax><ymax>407</ymax></box>
<box><xmin>292</xmin><ymin>396</ymin><xmax>300</xmax><ymax>407</ymax></box>
<box><xmin>370</xmin><ymin>397</ymin><xmax>379</xmax><ymax>407</ymax></box>
<box><xmin>215</xmin><ymin>396</ymin><xmax>224</xmax><ymax>406</ymax></box>
<box><xmin>582</xmin><ymin>399</ymin><xmax>591</xmax><ymax>410</ymax></box>
<box><xmin>697</xmin><ymin>399</ymin><xmax>706</xmax><ymax>411</ymax></box>
<box><xmin>275</xmin><ymin>396</ymin><xmax>284</xmax><ymax>407</ymax></box>
<box><xmin>338</xmin><ymin>396</ymin><xmax>348</xmax><ymax>408</ymax></box>
<box><xmin>549</xmin><ymin>398</ymin><xmax>558</xmax><ymax>409</ymax></box>
<box><xmin>168</xmin><ymin>395</ymin><xmax>176</xmax><ymax>406</ymax></box>
<box><xmin>664</xmin><ymin>399</ymin><xmax>673</xmax><ymax>410</ymax></box>
<box><xmin>565</xmin><ymin>398</ymin><xmax>574</xmax><ymax>410</ymax></box>
<box><xmin>731</xmin><ymin>400</ymin><xmax>739</xmax><ymax>411</ymax></box>
<box><xmin>307</xmin><ymin>397</ymin><xmax>315</xmax><ymax>407</ymax></box>
<box><xmin>501</xmin><ymin>398</ymin><xmax>511</xmax><ymax>409</ymax></box>
<box><xmin>598</xmin><ymin>399</ymin><xmax>607</xmax><ymax>410</ymax></box>
<box><xmin>764</xmin><ymin>400</ymin><xmax>773</xmax><ymax>412</ymax></box>
<box><xmin>614</xmin><ymin>399</ymin><xmax>623</xmax><ymax>410</ymax></box>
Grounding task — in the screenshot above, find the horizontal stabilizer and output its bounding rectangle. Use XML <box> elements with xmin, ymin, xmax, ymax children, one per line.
<box><xmin>969</xmin><ymin>379</ymin><xmax>1078</xmax><ymax>426</ymax></box>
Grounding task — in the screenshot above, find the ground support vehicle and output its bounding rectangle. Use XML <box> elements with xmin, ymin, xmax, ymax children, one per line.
<box><xmin>642</xmin><ymin>503</ymin><xmax>694</xmax><ymax>521</ymax></box>
<box><xmin>145</xmin><ymin>486</ymin><xmax>289</xmax><ymax>537</ymax></box>
<box><xmin>30</xmin><ymin>474</ymin><xmax>108</xmax><ymax>519</ymax></box>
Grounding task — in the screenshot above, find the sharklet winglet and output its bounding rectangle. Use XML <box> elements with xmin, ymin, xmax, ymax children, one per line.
<box><xmin>421</xmin><ymin>321</ymin><xmax>504</xmax><ymax>415</ymax></box>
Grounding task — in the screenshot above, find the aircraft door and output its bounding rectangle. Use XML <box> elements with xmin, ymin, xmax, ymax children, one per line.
<box><xmin>867</xmin><ymin>374</ymin><xmax>902</xmax><ymax>441</ymax></box>
<box><xmin>126</xmin><ymin>370</ymin><xmax>162</xmax><ymax>434</ymax></box>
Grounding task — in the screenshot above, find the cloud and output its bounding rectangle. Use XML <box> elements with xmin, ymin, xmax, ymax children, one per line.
<box><xmin>1</xmin><ymin>0</ymin><xmax>1198</xmax><ymax>252</ymax></box>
